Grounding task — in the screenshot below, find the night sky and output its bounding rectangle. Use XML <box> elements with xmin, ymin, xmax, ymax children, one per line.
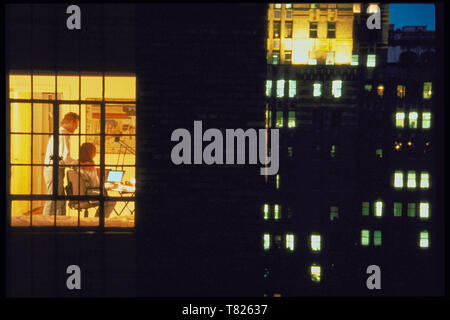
<box><xmin>389</xmin><ymin>4</ymin><xmax>435</xmax><ymax>30</ymax></box>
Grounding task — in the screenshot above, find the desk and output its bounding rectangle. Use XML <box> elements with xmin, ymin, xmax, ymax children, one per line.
<box><xmin>106</xmin><ymin>183</ymin><xmax>136</xmax><ymax>216</ymax></box>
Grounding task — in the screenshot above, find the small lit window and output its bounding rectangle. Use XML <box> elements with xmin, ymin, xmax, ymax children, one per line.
<box><xmin>423</xmin><ymin>82</ymin><xmax>432</xmax><ymax>99</ymax></box>
<box><xmin>310</xmin><ymin>265</ymin><xmax>321</xmax><ymax>282</ymax></box>
<box><xmin>330</xmin><ymin>145</ymin><xmax>337</xmax><ymax>158</ymax></box>
<box><xmin>395</xmin><ymin>112</ymin><xmax>405</xmax><ymax>128</ymax></box>
<box><xmin>285</xmin><ymin>21</ymin><xmax>293</xmax><ymax>38</ymax></box>
<box><xmin>420</xmin><ymin>172</ymin><xmax>430</xmax><ymax>189</ymax></box>
<box><xmin>326</xmin><ymin>51</ymin><xmax>335</xmax><ymax>65</ymax></box>
<box><xmin>286</xmin><ymin>233</ymin><xmax>295</xmax><ymax>251</ymax></box>
<box><xmin>313</xmin><ymin>82</ymin><xmax>322</xmax><ymax>97</ymax></box>
<box><xmin>330</xmin><ymin>206</ymin><xmax>339</xmax><ymax>221</ymax></box>
<box><xmin>365</xmin><ymin>84</ymin><xmax>372</xmax><ymax>92</ymax></box>
<box><xmin>273</xmin><ymin>39</ymin><xmax>280</xmax><ymax>49</ymax></box>
<box><xmin>285</xmin><ymin>51</ymin><xmax>292</xmax><ymax>63</ymax></box>
<box><xmin>393</xmin><ymin>202</ymin><xmax>402</xmax><ymax>217</ymax></box>
<box><xmin>265</xmin><ymin>80</ymin><xmax>272</xmax><ymax>97</ymax></box>
<box><xmin>419</xmin><ymin>231</ymin><xmax>429</xmax><ymax>248</ymax></box>
<box><xmin>376</xmin><ymin>148</ymin><xmax>383</xmax><ymax>158</ymax></box>
<box><xmin>273</xmin><ymin>21</ymin><xmax>281</xmax><ymax>38</ymax></box>
<box><xmin>394</xmin><ymin>171</ymin><xmax>403</xmax><ymax>188</ymax></box>
<box><xmin>276</xmin><ymin>111</ymin><xmax>283</xmax><ymax>128</ymax></box>
<box><xmin>367</xmin><ymin>4</ymin><xmax>379</xmax><ymax>14</ymax></box>
<box><xmin>276</xmin><ymin>174</ymin><xmax>280</xmax><ymax>189</ymax></box>
<box><xmin>409</xmin><ymin>112</ymin><xmax>418</xmax><ymax>129</ymax></box>
<box><xmin>263</xmin><ymin>204</ymin><xmax>269</xmax><ymax>220</ymax></box>
<box><xmin>397</xmin><ymin>85</ymin><xmax>406</xmax><ymax>98</ymax></box>
<box><xmin>263</xmin><ymin>233</ymin><xmax>271</xmax><ymax>250</ymax></box>
<box><xmin>288</xmin><ymin>111</ymin><xmax>296</xmax><ymax>128</ymax></box>
<box><xmin>407</xmin><ymin>170</ymin><xmax>416</xmax><ymax>188</ymax></box>
<box><xmin>351</xmin><ymin>54</ymin><xmax>359</xmax><ymax>66</ymax></box>
<box><xmin>288</xmin><ymin>80</ymin><xmax>296</xmax><ymax>98</ymax></box>
<box><xmin>374</xmin><ymin>200</ymin><xmax>383</xmax><ymax>217</ymax></box>
<box><xmin>367</xmin><ymin>54</ymin><xmax>376</xmax><ymax>67</ymax></box>
<box><xmin>419</xmin><ymin>202</ymin><xmax>429</xmax><ymax>219</ymax></box>
<box><xmin>407</xmin><ymin>203</ymin><xmax>416</xmax><ymax>217</ymax></box>
<box><xmin>310</xmin><ymin>234</ymin><xmax>321</xmax><ymax>251</ymax></box>
<box><xmin>274</xmin><ymin>204</ymin><xmax>281</xmax><ymax>220</ymax></box>
<box><xmin>332</xmin><ymin>80</ymin><xmax>342</xmax><ymax>98</ymax></box>
<box><xmin>377</xmin><ymin>84</ymin><xmax>384</xmax><ymax>97</ymax></box>
<box><xmin>274</xmin><ymin>3</ymin><xmax>282</xmax><ymax>9</ymax></box>
<box><xmin>272</xmin><ymin>53</ymin><xmax>279</xmax><ymax>65</ymax></box>
<box><xmin>374</xmin><ymin>230</ymin><xmax>382</xmax><ymax>246</ymax></box>
<box><xmin>308</xmin><ymin>58</ymin><xmax>317</xmax><ymax>65</ymax></box>
<box><xmin>276</xmin><ymin>80</ymin><xmax>285</xmax><ymax>98</ymax></box>
<box><xmin>353</xmin><ymin>3</ymin><xmax>361</xmax><ymax>13</ymax></box>
<box><xmin>361</xmin><ymin>229</ymin><xmax>370</xmax><ymax>246</ymax></box>
<box><xmin>422</xmin><ymin>112</ymin><xmax>431</xmax><ymax>129</ymax></box>
<box><xmin>362</xmin><ymin>202</ymin><xmax>370</xmax><ymax>216</ymax></box>
<box><xmin>286</xmin><ymin>4</ymin><xmax>292</xmax><ymax>9</ymax></box>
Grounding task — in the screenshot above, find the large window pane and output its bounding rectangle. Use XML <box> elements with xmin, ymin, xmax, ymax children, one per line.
<box><xmin>57</xmin><ymin>75</ymin><xmax>80</xmax><ymax>100</ymax></box>
<box><xmin>32</xmin><ymin>165</ymin><xmax>49</xmax><ymax>195</ymax></box>
<box><xmin>81</xmin><ymin>75</ymin><xmax>103</xmax><ymax>101</ymax></box>
<box><xmin>11</xmin><ymin>166</ymin><xmax>31</xmax><ymax>194</ymax></box>
<box><xmin>33</xmin><ymin>103</ymin><xmax>54</xmax><ymax>133</ymax></box>
<box><xmin>11</xmin><ymin>134</ymin><xmax>31</xmax><ymax>164</ymax></box>
<box><xmin>104</xmin><ymin>201</ymin><xmax>135</xmax><ymax>228</ymax></box>
<box><xmin>33</xmin><ymin>75</ymin><xmax>56</xmax><ymax>99</ymax></box>
<box><xmin>80</xmin><ymin>104</ymin><xmax>101</xmax><ymax>134</ymax></box>
<box><xmin>9</xmin><ymin>75</ymin><xmax>31</xmax><ymax>99</ymax></box>
<box><xmin>11</xmin><ymin>200</ymin><xmax>31</xmax><ymax>226</ymax></box>
<box><xmin>105</xmin><ymin>76</ymin><xmax>136</xmax><ymax>101</ymax></box>
<box><xmin>33</xmin><ymin>134</ymin><xmax>52</xmax><ymax>165</ymax></box>
<box><xmin>10</xmin><ymin>103</ymin><xmax>31</xmax><ymax>133</ymax></box>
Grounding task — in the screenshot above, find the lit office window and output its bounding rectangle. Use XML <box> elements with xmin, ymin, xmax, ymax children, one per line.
<box><xmin>353</xmin><ymin>3</ymin><xmax>361</xmax><ymax>13</ymax></box>
<box><xmin>395</xmin><ymin>112</ymin><xmax>405</xmax><ymax>128</ymax></box>
<box><xmin>407</xmin><ymin>203</ymin><xmax>416</xmax><ymax>217</ymax></box>
<box><xmin>288</xmin><ymin>80</ymin><xmax>296</xmax><ymax>98</ymax></box>
<box><xmin>361</xmin><ymin>230</ymin><xmax>370</xmax><ymax>246</ymax></box>
<box><xmin>276</xmin><ymin>80</ymin><xmax>285</xmax><ymax>98</ymax></box>
<box><xmin>332</xmin><ymin>80</ymin><xmax>342</xmax><ymax>98</ymax></box>
<box><xmin>376</xmin><ymin>148</ymin><xmax>383</xmax><ymax>158</ymax></box>
<box><xmin>330</xmin><ymin>206</ymin><xmax>339</xmax><ymax>221</ymax></box>
<box><xmin>326</xmin><ymin>51</ymin><xmax>335</xmax><ymax>65</ymax></box>
<box><xmin>276</xmin><ymin>174</ymin><xmax>280</xmax><ymax>189</ymax></box>
<box><xmin>313</xmin><ymin>82</ymin><xmax>322</xmax><ymax>97</ymax></box>
<box><xmin>377</xmin><ymin>84</ymin><xmax>384</xmax><ymax>97</ymax></box>
<box><xmin>272</xmin><ymin>53</ymin><xmax>279</xmax><ymax>65</ymax></box>
<box><xmin>273</xmin><ymin>39</ymin><xmax>280</xmax><ymax>49</ymax></box>
<box><xmin>274</xmin><ymin>3</ymin><xmax>282</xmax><ymax>9</ymax></box>
<box><xmin>310</xmin><ymin>234</ymin><xmax>321</xmax><ymax>251</ymax></box>
<box><xmin>409</xmin><ymin>112</ymin><xmax>418</xmax><ymax>129</ymax></box>
<box><xmin>368</xmin><ymin>4</ymin><xmax>379</xmax><ymax>14</ymax></box>
<box><xmin>374</xmin><ymin>230</ymin><xmax>382</xmax><ymax>246</ymax></box>
<box><xmin>423</xmin><ymin>82</ymin><xmax>432</xmax><ymax>99</ymax></box>
<box><xmin>274</xmin><ymin>204</ymin><xmax>281</xmax><ymax>220</ymax></box>
<box><xmin>362</xmin><ymin>202</ymin><xmax>370</xmax><ymax>216</ymax></box>
<box><xmin>374</xmin><ymin>200</ymin><xmax>383</xmax><ymax>217</ymax></box>
<box><xmin>330</xmin><ymin>145</ymin><xmax>337</xmax><ymax>158</ymax></box>
<box><xmin>263</xmin><ymin>233</ymin><xmax>271</xmax><ymax>251</ymax></box>
<box><xmin>285</xmin><ymin>21</ymin><xmax>293</xmax><ymax>38</ymax></box>
<box><xmin>351</xmin><ymin>54</ymin><xmax>359</xmax><ymax>66</ymax></box>
<box><xmin>286</xmin><ymin>233</ymin><xmax>295</xmax><ymax>251</ymax></box>
<box><xmin>393</xmin><ymin>202</ymin><xmax>402</xmax><ymax>217</ymax></box>
<box><xmin>407</xmin><ymin>171</ymin><xmax>416</xmax><ymax>189</ymax></box>
<box><xmin>422</xmin><ymin>112</ymin><xmax>431</xmax><ymax>129</ymax></box>
<box><xmin>394</xmin><ymin>171</ymin><xmax>403</xmax><ymax>189</ymax></box>
<box><xmin>419</xmin><ymin>231</ymin><xmax>429</xmax><ymax>248</ymax></box>
<box><xmin>367</xmin><ymin>54</ymin><xmax>376</xmax><ymax>67</ymax></box>
<box><xmin>365</xmin><ymin>84</ymin><xmax>372</xmax><ymax>92</ymax></box>
<box><xmin>265</xmin><ymin>80</ymin><xmax>272</xmax><ymax>97</ymax></box>
<box><xmin>276</xmin><ymin>111</ymin><xmax>284</xmax><ymax>128</ymax></box>
<box><xmin>397</xmin><ymin>85</ymin><xmax>406</xmax><ymax>98</ymax></box>
<box><xmin>420</xmin><ymin>172</ymin><xmax>430</xmax><ymax>189</ymax></box>
<box><xmin>263</xmin><ymin>204</ymin><xmax>269</xmax><ymax>220</ymax></box>
<box><xmin>288</xmin><ymin>111</ymin><xmax>296</xmax><ymax>128</ymax></box>
<box><xmin>8</xmin><ymin>73</ymin><xmax>136</xmax><ymax>228</ymax></box>
<box><xmin>419</xmin><ymin>202</ymin><xmax>429</xmax><ymax>219</ymax></box>
<box><xmin>310</xmin><ymin>265</ymin><xmax>321</xmax><ymax>282</ymax></box>
<box><xmin>286</xmin><ymin>3</ymin><xmax>292</xmax><ymax>9</ymax></box>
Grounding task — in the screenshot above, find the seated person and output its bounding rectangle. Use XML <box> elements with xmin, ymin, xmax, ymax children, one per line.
<box><xmin>78</xmin><ymin>142</ymin><xmax>115</xmax><ymax>218</ymax></box>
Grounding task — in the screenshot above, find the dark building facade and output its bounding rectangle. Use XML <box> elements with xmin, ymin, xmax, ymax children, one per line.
<box><xmin>4</xmin><ymin>3</ymin><xmax>444</xmax><ymax>297</ymax></box>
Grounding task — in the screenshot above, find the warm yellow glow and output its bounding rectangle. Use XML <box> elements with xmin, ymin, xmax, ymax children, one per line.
<box><xmin>10</xmin><ymin>103</ymin><xmax>31</xmax><ymax>133</ymax></box>
<box><xmin>81</xmin><ymin>75</ymin><xmax>103</xmax><ymax>100</ymax></box>
<box><xmin>11</xmin><ymin>134</ymin><xmax>31</xmax><ymax>164</ymax></box>
<box><xmin>395</xmin><ymin>112</ymin><xmax>405</xmax><ymax>128</ymax></box>
<box><xmin>310</xmin><ymin>265</ymin><xmax>321</xmax><ymax>282</ymax></box>
<box><xmin>33</xmin><ymin>75</ymin><xmax>55</xmax><ymax>99</ymax></box>
<box><xmin>11</xmin><ymin>166</ymin><xmax>31</xmax><ymax>194</ymax></box>
<box><xmin>105</xmin><ymin>76</ymin><xmax>136</xmax><ymax>101</ymax></box>
<box><xmin>377</xmin><ymin>85</ymin><xmax>384</xmax><ymax>96</ymax></box>
<box><xmin>368</xmin><ymin>4</ymin><xmax>379</xmax><ymax>14</ymax></box>
<box><xmin>9</xmin><ymin>75</ymin><xmax>31</xmax><ymax>99</ymax></box>
<box><xmin>57</xmin><ymin>75</ymin><xmax>80</xmax><ymax>100</ymax></box>
<box><xmin>353</xmin><ymin>3</ymin><xmax>361</xmax><ymax>13</ymax></box>
<box><xmin>284</xmin><ymin>39</ymin><xmax>292</xmax><ymax>50</ymax></box>
<box><xmin>11</xmin><ymin>200</ymin><xmax>31</xmax><ymax>226</ymax></box>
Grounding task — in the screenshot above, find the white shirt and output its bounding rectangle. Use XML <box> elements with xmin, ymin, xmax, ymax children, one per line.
<box><xmin>44</xmin><ymin>127</ymin><xmax>78</xmax><ymax>166</ymax></box>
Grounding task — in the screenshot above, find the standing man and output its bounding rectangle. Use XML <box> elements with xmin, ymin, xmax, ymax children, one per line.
<box><xmin>43</xmin><ymin>112</ymin><xmax>79</xmax><ymax>216</ymax></box>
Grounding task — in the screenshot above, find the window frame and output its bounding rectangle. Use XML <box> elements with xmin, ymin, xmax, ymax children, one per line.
<box><xmin>7</xmin><ymin>71</ymin><xmax>137</xmax><ymax>230</ymax></box>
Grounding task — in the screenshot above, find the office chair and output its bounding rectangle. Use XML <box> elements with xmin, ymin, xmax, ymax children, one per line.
<box><xmin>65</xmin><ymin>169</ymin><xmax>100</xmax><ymax>218</ymax></box>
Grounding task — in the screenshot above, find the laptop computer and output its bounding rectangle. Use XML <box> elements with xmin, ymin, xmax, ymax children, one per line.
<box><xmin>106</xmin><ymin>170</ymin><xmax>124</xmax><ymax>183</ymax></box>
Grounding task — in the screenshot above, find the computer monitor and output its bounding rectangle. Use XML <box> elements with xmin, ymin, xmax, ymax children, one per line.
<box><xmin>107</xmin><ymin>170</ymin><xmax>124</xmax><ymax>183</ymax></box>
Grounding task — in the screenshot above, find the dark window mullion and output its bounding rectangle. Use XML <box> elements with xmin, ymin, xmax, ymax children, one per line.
<box><xmin>100</xmin><ymin>74</ymin><xmax>106</xmax><ymax>228</ymax></box>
